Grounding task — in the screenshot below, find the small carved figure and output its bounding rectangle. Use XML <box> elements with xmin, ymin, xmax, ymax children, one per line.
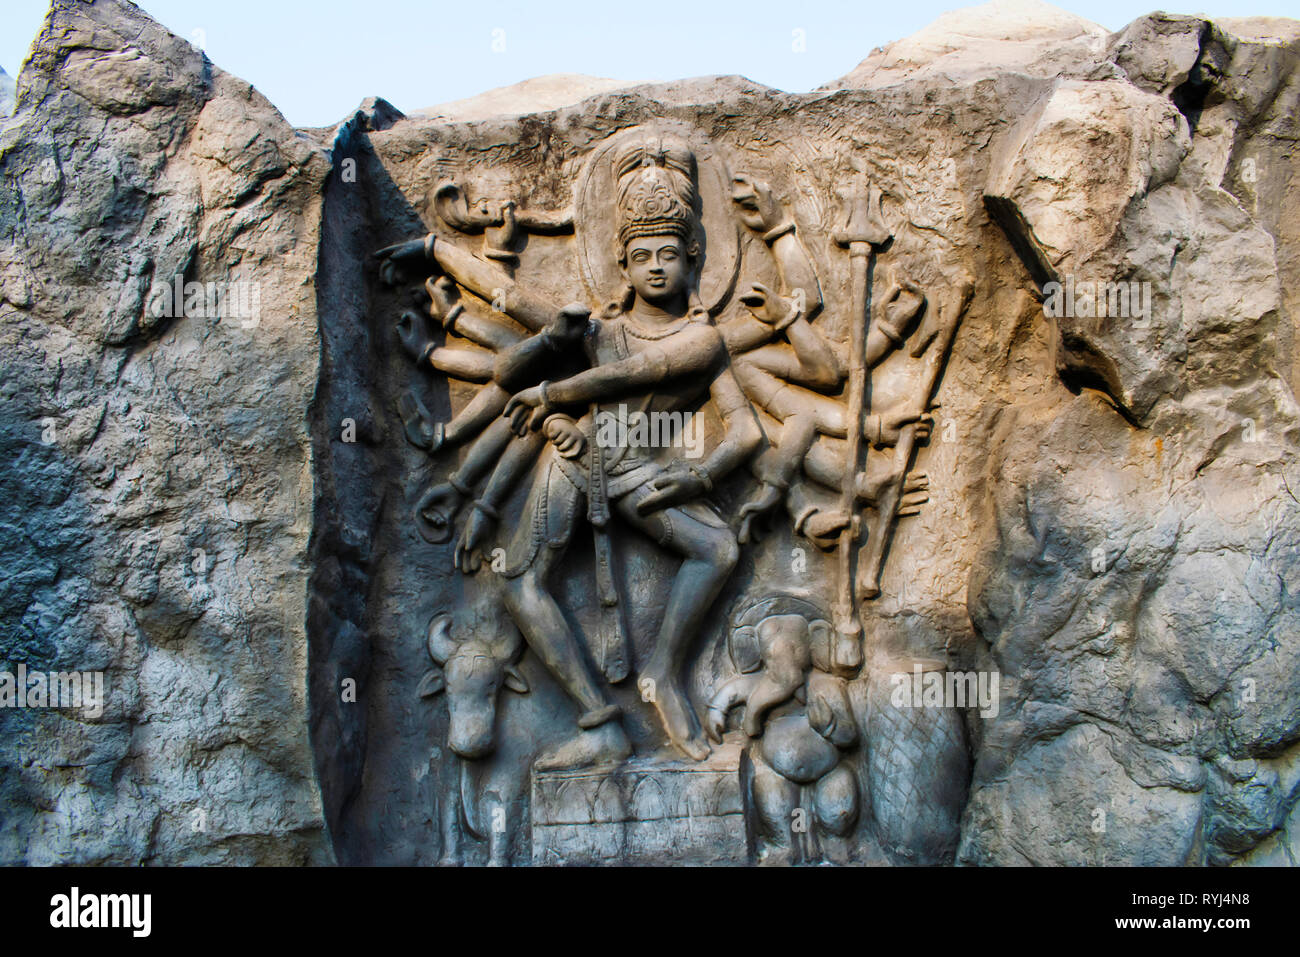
<box><xmin>418</xmin><ymin>595</ymin><xmax>530</xmax><ymax>865</ymax></box>
<box><xmin>706</xmin><ymin>598</ymin><xmax>860</xmax><ymax>865</ymax></box>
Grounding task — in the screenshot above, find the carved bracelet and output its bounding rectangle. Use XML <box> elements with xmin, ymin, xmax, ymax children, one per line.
<box><xmin>772</xmin><ymin>297</ymin><xmax>802</xmax><ymax>333</ymax></box>
<box><xmin>442</xmin><ymin>302</ymin><xmax>464</xmax><ymax>332</ymax></box>
<box><xmin>762</xmin><ymin>220</ymin><xmax>796</xmax><ymax>244</ymax></box>
<box><xmin>688</xmin><ymin>463</ymin><xmax>714</xmax><ymax>493</ymax></box>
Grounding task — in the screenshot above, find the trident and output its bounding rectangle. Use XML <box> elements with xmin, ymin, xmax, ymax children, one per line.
<box><xmin>831</xmin><ymin>183</ymin><xmax>891</xmax><ymax>673</ymax></box>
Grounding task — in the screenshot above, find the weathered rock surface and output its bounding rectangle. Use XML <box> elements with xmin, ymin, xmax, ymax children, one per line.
<box><xmin>0</xmin><ymin>0</ymin><xmax>330</xmax><ymax>863</ymax></box>
<box><xmin>0</xmin><ymin>66</ymin><xmax>15</xmax><ymax>117</ymax></box>
<box><xmin>413</xmin><ymin>74</ymin><xmax>631</xmax><ymax>123</ymax></box>
<box><xmin>822</xmin><ymin>0</ymin><xmax>1109</xmax><ymax>89</ymax></box>
<box><xmin>1</xmin><ymin>0</ymin><xmax>1297</xmax><ymax>866</ymax></box>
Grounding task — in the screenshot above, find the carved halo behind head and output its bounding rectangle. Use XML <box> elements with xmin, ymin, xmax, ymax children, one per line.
<box><xmin>574</xmin><ymin>123</ymin><xmax>740</xmax><ymax>316</ymax></box>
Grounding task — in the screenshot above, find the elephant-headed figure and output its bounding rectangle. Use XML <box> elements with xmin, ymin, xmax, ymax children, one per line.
<box><xmin>419</xmin><ymin>592</ymin><xmax>530</xmax><ymax>865</ymax></box>
<box><xmin>705</xmin><ymin>596</ymin><xmax>861</xmax><ymax>865</ymax></box>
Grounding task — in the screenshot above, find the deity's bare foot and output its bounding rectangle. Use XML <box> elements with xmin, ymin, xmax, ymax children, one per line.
<box><xmin>643</xmin><ymin>665</ymin><xmax>710</xmax><ymax>762</ymax></box>
<box><xmin>534</xmin><ymin>720</ymin><xmax>632</xmax><ymax>771</ymax></box>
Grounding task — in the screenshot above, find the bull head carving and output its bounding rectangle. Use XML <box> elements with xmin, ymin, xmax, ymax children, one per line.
<box><xmin>418</xmin><ymin>599</ymin><xmax>529</xmax><ymax>759</ymax></box>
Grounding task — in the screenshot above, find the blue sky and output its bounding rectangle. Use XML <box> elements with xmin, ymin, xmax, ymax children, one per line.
<box><xmin>4</xmin><ymin>1</ymin><xmax>1299</xmax><ymax>127</ymax></box>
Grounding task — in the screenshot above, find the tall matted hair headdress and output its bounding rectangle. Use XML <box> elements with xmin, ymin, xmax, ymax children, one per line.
<box><xmin>614</xmin><ymin>135</ymin><xmax>699</xmax><ymax>252</ymax></box>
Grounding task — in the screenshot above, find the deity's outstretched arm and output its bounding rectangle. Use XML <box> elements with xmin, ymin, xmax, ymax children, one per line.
<box><xmin>453</xmin><ymin>426</ymin><xmax>550</xmax><ymax>573</ymax></box>
<box><xmin>530</xmin><ymin>324</ymin><xmax>726</xmax><ymax>408</ymax></box>
<box><xmin>737</xmin><ymin>306</ymin><xmax>933</xmax><ymax>544</ymax></box>
<box><xmin>726</xmin><ymin>176</ymin><xmax>839</xmax><ymax>384</ymax></box>
<box><xmin>450</xmin><ymin>417</ymin><xmax>517</xmax><ymax>490</ymax></box>
<box><xmin>423</xmin><ymin>343</ymin><xmax>495</xmax><ymax>382</ymax></box>
<box><xmin>426</xmin><ymin>236</ymin><xmax>558</xmax><ymax>332</ymax></box>
<box><xmin>731</xmin><ymin>174</ymin><xmax>823</xmax><ymax>317</ymax></box>
<box><xmin>421</xmin><ymin>275</ymin><xmax>530</xmax><ymax>354</ymax></box>
<box><xmin>700</xmin><ymin>363</ymin><xmax>764</xmax><ymax>486</ymax></box>
<box><xmin>768</xmin><ymin>220</ymin><xmax>823</xmax><ymax>319</ymax></box>
<box><xmin>726</xmin><ymin>289</ymin><xmax>842</xmax><ymax>391</ymax></box>
<box><xmin>377</xmin><ymin>233</ymin><xmax>559</xmax><ymax>332</ymax></box>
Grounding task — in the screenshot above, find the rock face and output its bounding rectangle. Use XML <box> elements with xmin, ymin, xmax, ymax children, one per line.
<box><xmin>0</xmin><ymin>0</ymin><xmax>330</xmax><ymax>864</ymax></box>
<box><xmin>0</xmin><ymin>67</ymin><xmax>15</xmax><ymax>117</ymax></box>
<box><xmin>1</xmin><ymin>0</ymin><xmax>1297</xmax><ymax>867</ymax></box>
<box><xmin>821</xmin><ymin>0</ymin><xmax>1110</xmax><ymax>89</ymax></box>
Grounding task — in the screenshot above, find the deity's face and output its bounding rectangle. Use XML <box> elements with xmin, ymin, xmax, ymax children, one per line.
<box><xmin>622</xmin><ymin>235</ymin><xmax>691</xmax><ymax>307</ymax></box>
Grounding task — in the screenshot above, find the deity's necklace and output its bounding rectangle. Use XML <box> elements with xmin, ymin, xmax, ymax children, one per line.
<box><xmin>620</xmin><ymin>309</ymin><xmax>696</xmax><ymax>341</ymax></box>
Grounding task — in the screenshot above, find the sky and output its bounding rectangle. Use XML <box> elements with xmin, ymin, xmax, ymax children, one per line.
<box><xmin>3</xmin><ymin>0</ymin><xmax>1299</xmax><ymax>127</ymax></box>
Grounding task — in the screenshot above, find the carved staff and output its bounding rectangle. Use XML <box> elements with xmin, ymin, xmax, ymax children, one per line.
<box><xmin>587</xmin><ymin>411</ymin><xmax>629</xmax><ymax>685</ymax></box>
<box><xmin>833</xmin><ymin>184</ymin><xmax>891</xmax><ymax>661</ymax></box>
<box><xmin>857</xmin><ymin>279</ymin><xmax>973</xmax><ymax>601</ymax></box>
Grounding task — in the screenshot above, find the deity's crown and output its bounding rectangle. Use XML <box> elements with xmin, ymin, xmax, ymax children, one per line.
<box><xmin>614</xmin><ymin>135</ymin><xmax>699</xmax><ymax>252</ymax></box>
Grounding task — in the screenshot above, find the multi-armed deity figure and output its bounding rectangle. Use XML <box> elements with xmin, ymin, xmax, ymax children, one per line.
<box><xmin>378</xmin><ymin>132</ymin><xmax>766</xmax><ymax>766</ymax></box>
<box><xmin>375</xmin><ymin>125</ymin><xmax>963</xmax><ymax>774</ymax></box>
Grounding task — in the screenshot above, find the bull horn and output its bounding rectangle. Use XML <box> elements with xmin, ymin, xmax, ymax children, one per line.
<box><xmin>427</xmin><ymin>613</ymin><xmax>458</xmax><ymax>664</ymax></box>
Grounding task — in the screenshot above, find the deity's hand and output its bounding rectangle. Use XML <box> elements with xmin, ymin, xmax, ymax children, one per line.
<box><xmin>543</xmin><ymin>415</ymin><xmax>586</xmax><ymax>459</ymax></box>
<box><xmin>898</xmin><ymin>470</ymin><xmax>930</xmax><ymax>517</ymax></box>
<box><xmin>398</xmin><ymin>391</ymin><xmax>442</xmax><ymax>453</ymax></box>
<box><xmin>503</xmin><ymin>387</ymin><xmax>548</xmax><ymax>436</ymax></box>
<box><xmin>878</xmin><ymin>404</ymin><xmax>933</xmax><ymax>447</ymax></box>
<box><xmin>414</xmin><ymin>482</ymin><xmax>466</xmax><ymax>544</ymax></box>
<box><xmin>544</xmin><ymin>303</ymin><xmax>592</xmax><ymax>347</ymax></box>
<box><xmin>856</xmin><ymin>467</ymin><xmax>929</xmax><ymax>514</ymax></box>
<box><xmin>635</xmin><ymin>466</ymin><xmax>708</xmax><ymax>515</ymax></box>
<box><xmin>738</xmin><ymin>282</ymin><xmax>796</xmax><ymax>328</ymax></box>
<box><xmin>802</xmin><ymin>508</ymin><xmax>849</xmax><ymax>550</ymax></box>
<box><xmin>454</xmin><ymin>508</ymin><xmax>494</xmax><ymax>574</ymax></box>
<box><xmin>424</xmin><ymin>276</ymin><xmax>461</xmax><ymax>329</ymax></box>
<box><xmin>395</xmin><ymin>309</ymin><xmax>434</xmax><ymax>363</ymax></box>
<box><xmin>876</xmin><ymin>278</ymin><xmax>926</xmax><ymax>343</ymax></box>
<box><xmin>807</xmin><ymin>693</ymin><xmax>837</xmax><ymax>741</ymax></box>
<box><xmin>731</xmin><ymin>175</ymin><xmax>783</xmax><ymax>234</ymax></box>
<box><xmin>704</xmin><ymin>705</ymin><xmax>729</xmax><ymax>744</ymax></box>
<box><xmin>374</xmin><ymin>237</ymin><xmax>432</xmax><ymax>287</ymax></box>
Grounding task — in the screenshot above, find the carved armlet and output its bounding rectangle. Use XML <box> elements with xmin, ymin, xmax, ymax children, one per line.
<box><xmin>762</xmin><ymin>220</ymin><xmax>796</xmax><ymax>244</ymax></box>
<box><xmin>471</xmin><ymin>499</ymin><xmax>500</xmax><ymax>521</ymax></box>
<box><xmin>688</xmin><ymin>463</ymin><xmax>714</xmax><ymax>493</ymax></box>
<box><xmin>864</xmin><ymin>415</ymin><xmax>884</xmax><ymax>447</ymax></box>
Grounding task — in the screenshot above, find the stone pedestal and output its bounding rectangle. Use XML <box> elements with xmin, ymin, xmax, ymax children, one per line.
<box><xmin>531</xmin><ymin>743</ymin><xmax>746</xmax><ymax>865</ymax></box>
